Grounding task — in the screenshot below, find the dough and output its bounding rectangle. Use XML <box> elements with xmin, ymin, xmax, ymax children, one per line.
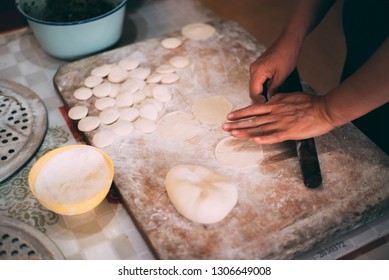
<box><xmin>169</xmin><ymin>56</ymin><xmax>190</xmax><ymax>68</ymax></box>
<box><xmin>152</xmin><ymin>85</ymin><xmax>172</xmax><ymax>102</ymax></box>
<box><xmin>68</xmin><ymin>106</ymin><xmax>88</xmax><ymax>120</ymax></box>
<box><xmin>109</xmin><ymin>83</ymin><xmax>121</xmax><ymax>98</ymax></box>
<box><xmin>91</xmin><ymin>64</ymin><xmax>111</xmax><ymax>77</ymax></box>
<box><xmin>146</xmin><ymin>73</ymin><xmax>163</xmax><ymax>84</ymax></box>
<box><xmin>139</xmin><ymin>103</ymin><xmax>158</xmax><ymax>121</ymax></box>
<box><xmin>108</xmin><ymin>66</ymin><xmax>128</xmax><ymax>83</ymax></box>
<box><xmin>165</xmin><ymin>164</ymin><xmax>238</xmax><ymax>224</ymax></box>
<box><xmin>191</xmin><ymin>95</ymin><xmax>233</xmax><ymax>124</ymax></box>
<box><xmin>119</xmin><ymin>107</ymin><xmax>139</xmax><ymax>122</ymax></box>
<box><xmin>92</xmin><ymin>130</ymin><xmax>115</xmax><ymax>148</ymax></box>
<box><xmin>93</xmin><ymin>82</ymin><xmax>112</xmax><ymax>98</ymax></box>
<box><xmin>128</xmin><ymin>67</ymin><xmax>151</xmax><ymax>80</ymax></box>
<box><xmin>156</xmin><ymin>111</ymin><xmax>200</xmax><ymax>141</ymax></box>
<box><xmin>142</xmin><ymin>98</ymin><xmax>164</xmax><ymax>112</ymax></box>
<box><xmin>115</xmin><ymin>92</ymin><xmax>134</xmax><ymax>108</ymax></box>
<box><xmin>133</xmin><ymin>118</ymin><xmax>156</xmax><ymax>133</ymax></box>
<box><xmin>156</xmin><ymin>64</ymin><xmax>176</xmax><ymax>74</ymax></box>
<box><xmin>84</xmin><ymin>75</ymin><xmax>103</xmax><ymax>88</ymax></box>
<box><xmin>133</xmin><ymin>91</ymin><xmax>146</xmax><ymax>104</ymax></box>
<box><xmin>99</xmin><ymin>107</ymin><xmax>120</xmax><ymax>125</ymax></box>
<box><xmin>161</xmin><ymin>73</ymin><xmax>179</xmax><ymax>84</ymax></box>
<box><xmin>95</xmin><ymin>97</ymin><xmax>115</xmax><ymax>111</ymax></box>
<box><xmin>78</xmin><ymin>116</ymin><xmax>101</xmax><ymax>132</ymax></box>
<box><xmin>73</xmin><ymin>87</ymin><xmax>93</xmax><ymax>100</ymax></box>
<box><xmin>120</xmin><ymin>78</ymin><xmax>145</xmax><ymax>94</ymax></box>
<box><xmin>215</xmin><ymin>136</ymin><xmax>264</xmax><ymax>168</ymax></box>
<box><xmin>161</xmin><ymin>37</ymin><xmax>183</xmax><ymax>49</ymax></box>
<box><xmin>118</xmin><ymin>58</ymin><xmax>140</xmax><ymax>70</ymax></box>
<box><xmin>181</xmin><ymin>23</ymin><xmax>216</xmax><ymax>41</ymax></box>
<box><xmin>142</xmin><ymin>84</ymin><xmax>155</xmax><ymax>97</ymax></box>
<box><xmin>110</xmin><ymin>120</ymin><xmax>134</xmax><ymax>136</ymax></box>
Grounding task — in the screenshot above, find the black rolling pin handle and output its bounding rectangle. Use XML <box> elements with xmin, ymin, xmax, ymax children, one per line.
<box><xmin>260</xmin><ymin>78</ymin><xmax>271</xmax><ymax>102</ymax></box>
<box><xmin>296</xmin><ymin>138</ymin><xmax>323</xmax><ymax>188</ymax></box>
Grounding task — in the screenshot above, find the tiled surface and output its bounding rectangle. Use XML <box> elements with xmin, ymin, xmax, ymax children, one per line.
<box><xmin>0</xmin><ymin>0</ymin><xmax>388</xmax><ymax>260</ymax></box>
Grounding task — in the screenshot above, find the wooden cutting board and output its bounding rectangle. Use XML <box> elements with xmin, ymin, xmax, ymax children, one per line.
<box><xmin>54</xmin><ymin>20</ymin><xmax>389</xmax><ymax>259</ymax></box>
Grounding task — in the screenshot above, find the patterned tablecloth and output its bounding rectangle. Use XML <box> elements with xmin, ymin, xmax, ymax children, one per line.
<box><xmin>0</xmin><ymin>0</ymin><xmax>388</xmax><ymax>260</ymax></box>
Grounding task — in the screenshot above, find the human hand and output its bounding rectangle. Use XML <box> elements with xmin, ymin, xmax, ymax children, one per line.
<box><xmin>222</xmin><ymin>92</ymin><xmax>335</xmax><ymax>144</ymax></box>
<box><xmin>250</xmin><ymin>40</ymin><xmax>299</xmax><ymax>103</ymax></box>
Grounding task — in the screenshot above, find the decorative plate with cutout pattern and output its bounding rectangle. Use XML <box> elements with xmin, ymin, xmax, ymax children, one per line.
<box><xmin>0</xmin><ymin>80</ymin><xmax>47</xmax><ymax>182</ymax></box>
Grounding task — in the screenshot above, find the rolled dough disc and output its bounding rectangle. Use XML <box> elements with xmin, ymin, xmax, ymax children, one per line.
<box><xmin>191</xmin><ymin>95</ymin><xmax>233</xmax><ymax>124</ymax></box>
<box><xmin>169</xmin><ymin>56</ymin><xmax>190</xmax><ymax>68</ymax></box>
<box><xmin>165</xmin><ymin>164</ymin><xmax>238</xmax><ymax>224</ymax></box>
<box><xmin>73</xmin><ymin>87</ymin><xmax>93</xmax><ymax>100</ymax></box>
<box><xmin>68</xmin><ymin>106</ymin><xmax>88</xmax><ymax>120</ymax></box>
<box><xmin>181</xmin><ymin>22</ymin><xmax>216</xmax><ymax>41</ymax></box>
<box><xmin>161</xmin><ymin>37</ymin><xmax>183</xmax><ymax>49</ymax></box>
<box><xmin>215</xmin><ymin>136</ymin><xmax>264</xmax><ymax>168</ymax></box>
<box><xmin>78</xmin><ymin>116</ymin><xmax>101</xmax><ymax>132</ymax></box>
<box><xmin>156</xmin><ymin>111</ymin><xmax>200</xmax><ymax>141</ymax></box>
<box><xmin>92</xmin><ymin>130</ymin><xmax>115</xmax><ymax>148</ymax></box>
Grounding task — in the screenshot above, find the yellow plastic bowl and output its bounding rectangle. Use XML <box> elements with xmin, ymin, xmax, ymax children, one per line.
<box><xmin>28</xmin><ymin>145</ymin><xmax>114</xmax><ymax>215</ymax></box>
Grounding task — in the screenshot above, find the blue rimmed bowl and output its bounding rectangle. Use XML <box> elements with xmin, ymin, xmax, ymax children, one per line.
<box><xmin>16</xmin><ymin>0</ymin><xmax>128</xmax><ymax>60</ymax></box>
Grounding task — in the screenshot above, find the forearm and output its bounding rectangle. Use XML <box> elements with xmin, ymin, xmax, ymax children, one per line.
<box><xmin>276</xmin><ymin>0</ymin><xmax>336</xmax><ymax>54</ymax></box>
<box><xmin>323</xmin><ymin>38</ymin><xmax>389</xmax><ymax>127</ymax></box>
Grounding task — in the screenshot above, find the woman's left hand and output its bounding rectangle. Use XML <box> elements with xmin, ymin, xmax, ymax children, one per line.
<box><xmin>222</xmin><ymin>92</ymin><xmax>335</xmax><ymax>144</ymax></box>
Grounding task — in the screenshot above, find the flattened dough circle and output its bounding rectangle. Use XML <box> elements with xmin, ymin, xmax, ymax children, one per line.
<box><xmin>191</xmin><ymin>95</ymin><xmax>233</xmax><ymax>124</ymax></box>
<box><xmin>181</xmin><ymin>22</ymin><xmax>216</xmax><ymax>41</ymax></box>
<box><xmin>215</xmin><ymin>136</ymin><xmax>264</xmax><ymax>168</ymax></box>
<box><xmin>156</xmin><ymin>111</ymin><xmax>200</xmax><ymax>141</ymax></box>
<box><xmin>166</xmin><ymin>164</ymin><xmax>238</xmax><ymax>224</ymax></box>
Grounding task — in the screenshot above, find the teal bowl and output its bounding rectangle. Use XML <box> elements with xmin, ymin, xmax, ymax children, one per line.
<box><xmin>16</xmin><ymin>0</ymin><xmax>128</xmax><ymax>60</ymax></box>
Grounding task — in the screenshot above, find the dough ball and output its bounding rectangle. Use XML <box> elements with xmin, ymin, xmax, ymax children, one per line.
<box><xmin>73</xmin><ymin>87</ymin><xmax>93</xmax><ymax>100</ymax></box>
<box><xmin>191</xmin><ymin>95</ymin><xmax>233</xmax><ymax>124</ymax></box>
<box><xmin>110</xmin><ymin>120</ymin><xmax>134</xmax><ymax>136</ymax></box>
<box><xmin>139</xmin><ymin>103</ymin><xmax>159</xmax><ymax>121</ymax></box>
<box><xmin>95</xmin><ymin>97</ymin><xmax>115</xmax><ymax>111</ymax></box>
<box><xmin>118</xmin><ymin>58</ymin><xmax>140</xmax><ymax>70</ymax></box>
<box><xmin>128</xmin><ymin>67</ymin><xmax>151</xmax><ymax>80</ymax></box>
<box><xmin>165</xmin><ymin>164</ymin><xmax>238</xmax><ymax>224</ymax></box>
<box><xmin>115</xmin><ymin>92</ymin><xmax>134</xmax><ymax>108</ymax></box>
<box><xmin>108</xmin><ymin>66</ymin><xmax>128</xmax><ymax>83</ymax></box>
<box><xmin>133</xmin><ymin>118</ymin><xmax>156</xmax><ymax>133</ymax></box>
<box><xmin>84</xmin><ymin>75</ymin><xmax>103</xmax><ymax>88</ymax></box>
<box><xmin>91</xmin><ymin>64</ymin><xmax>112</xmax><ymax>77</ymax></box>
<box><xmin>152</xmin><ymin>85</ymin><xmax>172</xmax><ymax>102</ymax></box>
<box><xmin>161</xmin><ymin>37</ymin><xmax>183</xmax><ymax>49</ymax></box>
<box><xmin>92</xmin><ymin>130</ymin><xmax>115</xmax><ymax>148</ymax></box>
<box><xmin>161</xmin><ymin>73</ymin><xmax>179</xmax><ymax>84</ymax></box>
<box><xmin>146</xmin><ymin>73</ymin><xmax>163</xmax><ymax>84</ymax></box>
<box><xmin>182</xmin><ymin>22</ymin><xmax>216</xmax><ymax>41</ymax></box>
<box><xmin>93</xmin><ymin>82</ymin><xmax>112</xmax><ymax>98</ymax></box>
<box><xmin>99</xmin><ymin>107</ymin><xmax>120</xmax><ymax>125</ymax></box>
<box><xmin>155</xmin><ymin>64</ymin><xmax>176</xmax><ymax>74</ymax></box>
<box><xmin>119</xmin><ymin>107</ymin><xmax>139</xmax><ymax>122</ymax></box>
<box><xmin>78</xmin><ymin>116</ymin><xmax>101</xmax><ymax>132</ymax></box>
<box><xmin>169</xmin><ymin>56</ymin><xmax>190</xmax><ymax>68</ymax></box>
<box><xmin>157</xmin><ymin>111</ymin><xmax>200</xmax><ymax>141</ymax></box>
<box><xmin>215</xmin><ymin>136</ymin><xmax>264</xmax><ymax>168</ymax></box>
<box><xmin>68</xmin><ymin>106</ymin><xmax>88</xmax><ymax>120</ymax></box>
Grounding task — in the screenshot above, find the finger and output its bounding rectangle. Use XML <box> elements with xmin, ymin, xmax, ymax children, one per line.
<box><xmin>252</xmin><ymin>132</ymin><xmax>287</xmax><ymax>145</ymax></box>
<box><xmin>249</xmin><ymin>75</ymin><xmax>271</xmax><ymax>102</ymax></box>
<box><xmin>226</xmin><ymin>104</ymin><xmax>272</xmax><ymax>121</ymax></box>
